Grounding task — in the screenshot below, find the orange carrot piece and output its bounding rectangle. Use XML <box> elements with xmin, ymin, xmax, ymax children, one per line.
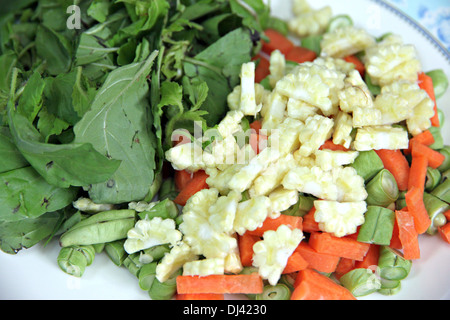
<box><xmin>395</xmin><ymin>210</ymin><xmax>420</xmax><ymax>260</ymax></box>
<box><xmin>249</xmin><ymin>132</ymin><xmax>268</xmax><ymax>155</ymax></box>
<box><xmin>418</xmin><ymin>72</ymin><xmax>440</xmax><ymax>127</ymax></box>
<box><xmin>354</xmin><ymin>244</ymin><xmax>380</xmax><ymax>271</ymax></box>
<box><xmin>390</xmin><ymin>218</ymin><xmax>403</xmax><ymax>249</ymax></box>
<box><xmin>404</xmin><ymin>130</ymin><xmax>435</xmax><ymax>155</ymax></box>
<box><xmin>261</xmin><ymin>29</ymin><xmax>295</xmax><ymax>55</ymax></box>
<box><xmin>319</xmin><ymin>140</ymin><xmax>350</xmax><ymax>151</ymax></box>
<box><xmin>285</xmin><ymin>46</ymin><xmax>317</xmax><ymax>64</ymax></box>
<box><xmin>291</xmin><ymin>269</ymin><xmax>356</xmax><ymax>300</ymax></box>
<box><xmin>375</xmin><ymin>149</ymin><xmax>410</xmax><ymax>191</ymax></box>
<box><xmin>294</xmin><ymin>242</ymin><xmax>340</xmax><ymax>273</ymax></box>
<box><xmin>253</xmin><ymin>54</ymin><xmax>271</xmax><ymax>83</ymax></box>
<box><xmin>408</xmin><ymin>155</ymin><xmax>428</xmax><ymax>193</ymax></box>
<box><xmin>176</xmin><ymin>274</ymin><xmax>264</xmax><ymax>295</ymax></box>
<box><xmin>174</xmin><ymin>170</ymin><xmax>209</xmax><ymax>206</ymax></box>
<box><xmin>405</xmin><ymin>186</ymin><xmax>432</xmax><ymax>234</ymax></box>
<box><xmin>438</xmin><ymin>223</ymin><xmax>450</xmax><ymax>244</ymax></box>
<box><xmin>246</xmin><ymin>214</ymin><xmax>303</xmax><ymax>237</ymax></box>
<box><xmin>334</xmin><ymin>258</ymin><xmax>356</xmax><ymax>281</ymax></box>
<box><xmin>444</xmin><ymin>210</ymin><xmax>450</xmax><ymax>221</ymax></box>
<box><xmin>249</xmin><ymin>120</ymin><xmax>262</xmax><ymax>133</ymax></box>
<box><xmin>176</xmin><ymin>293</ymin><xmax>225</xmax><ymax>300</ymax></box>
<box><xmin>283</xmin><ymin>252</ymin><xmax>309</xmax><ymax>274</ymax></box>
<box><xmin>411</xmin><ymin>141</ymin><xmax>446</xmax><ymax>169</ymax></box>
<box><xmin>344</xmin><ymin>55</ymin><xmax>365</xmax><ymax>76</ymax></box>
<box><xmin>302</xmin><ymin>208</ymin><xmax>321</xmax><ymax>233</ymax></box>
<box><xmin>308</xmin><ymin>232</ymin><xmax>371</xmax><ymax>261</ymax></box>
<box><xmin>238</xmin><ymin>233</ymin><xmax>260</xmax><ymax>267</ymax></box>
<box><xmin>174</xmin><ymin>170</ymin><xmax>194</xmax><ymax>191</ymax></box>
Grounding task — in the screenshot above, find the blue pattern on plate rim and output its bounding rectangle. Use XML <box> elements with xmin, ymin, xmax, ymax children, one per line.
<box><xmin>371</xmin><ymin>0</ymin><xmax>450</xmax><ymax>62</ymax></box>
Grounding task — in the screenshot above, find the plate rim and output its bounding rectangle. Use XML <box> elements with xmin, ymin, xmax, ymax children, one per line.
<box><xmin>370</xmin><ymin>0</ymin><xmax>450</xmax><ymax>62</ymax></box>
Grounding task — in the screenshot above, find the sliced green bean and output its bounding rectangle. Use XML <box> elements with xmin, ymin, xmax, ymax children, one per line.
<box><xmin>425</xmin><ymin>167</ymin><xmax>442</xmax><ymax>191</ymax></box>
<box><xmin>59</xmin><ymin>210</ymin><xmax>136</xmax><ymax>247</ymax></box>
<box><xmin>278</xmin><ymin>274</ymin><xmax>296</xmax><ymax>291</ymax></box>
<box><xmin>438</xmin><ymin>147</ymin><xmax>450</xmax><ymax>172</ymax></box>
<box><xmin>429</xmin><ymin>127</ymin><xmax>444</xmax><ymax>150</ymax></box>
<box><xmin>378</xmin><ymin>246</ymin><xmax>412</xmax><ymax>281</ymax></box>
<box><xmin>255</xmin><ymin>284</ymin><xmax>292</xmax><ymax>300</ymax></box>
<box><xmin>57</xmin><ymin>245</ymin><xmax>95</xmax><ymax>277</ymax></box>
<box><xmin>283</xmin><ymin>194</ymin><xmax>315</xmax><ymax>217</ymax></box>
<box><xmin>92</xmin><ymin>243</ymin><xmax>105</xmax><ymax>253</ymax></box>
<box><xmin>105</xmin><ymin>239</ymin><xmax>127</xmax><ymax>267</ymax></box>
<box><xmin>327</xmin><ymin>14</ymin><xmax>353</xmax><ymax>32</ymax></box>
<box><xmin>139</xmin><ymin>244</ymin><xmax>171</xmax><ymax>264</ymax></box>
<box><xmin>158</xmin><ymin>178</ymin><xmax>178</xmax><ymax>201</ymax></box>
<box><xmin>396</xmin><ymin>191</ymin><xmax>407</xmax><ymax>211</ymax></box>
<box><xmin>430</xmin><ymin>178</ymin><xmax>450</xmax><ymax>203</ymax></box>
<box><xmin>301</xmin><ymin>35</ymin><xmax>323</xmax><ymax>55</ymax></box>
<box><xmin>365</xmin><ymin>169</ymin><xmax>399</xmax><ymax>207</ymax></box>
<box><xmin>365</xmin><ymin>73</ymin><xmax>381</xmax><ymax>96</ymax></box>
<box><xmin>148</xmin><ymin>268</ymin><xmax>182</xmax><ymax>300</ymax></box>
<box><xmin>144</xmin><ymin>171</ymin><xmax>162</xmax><ymax>202</ymax></box>
<box><xmin>442</xmin><ymin>169</ymin><xmax>450</xmax><ymax>183</ymax></box>
<box><xmin>137</xmin><ymin>199</ymin><xmax>179</xmax><ymax>220</ymax></box>
<box><xmin>350</xmin><ymin>150</ymin><xmax>384</xmax><ymax>182</ymax></box>
<box><xmin>378</xmin><ymin>278</ymin><xmax>402</xmax><ymax>296</ymax></box>
<box><xmin>139</xmin><ymin>262</ymin><xmax>157</xmax><ymax>291</ymax></box>
<box><xmin>438</xmin><ymin>108</ymin><xmax>445</xmax><ymax>127</ymax></box>
<box><xmin>357</xmin><ymin>206</ymin><xmax>395</xmax><ymax>245</ymax></box>
<box><xmin>426</xmin><ymin>69</ymin><xmax>449</xmax><ymax>99</ymax></box>
<box><xmin>339</xmin><ymin>268</ymin><xmax>381</xmax><ymax>297</ymax></box>
<box><xmin>423</xmin><ymin>192</ymin><xmax>449</xmax><ymax>235</ymax></box>
<box><xmin>123</xmin><ymin>252</ymin><xmax>142</xmax><ymax>277</ymax></box>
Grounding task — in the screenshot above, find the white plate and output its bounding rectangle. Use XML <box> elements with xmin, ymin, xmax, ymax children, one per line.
<box><xmin>1</xmin><ymin>0</ymin><xmax>449</xmax><ymax>300</ymax></box>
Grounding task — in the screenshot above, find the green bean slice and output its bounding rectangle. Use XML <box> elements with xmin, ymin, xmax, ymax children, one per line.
<box><xmin>366</xmin><ymin>169</ymin><xmax>399</xmax><ymax>207</ymax></box>
<box><xmin>438</xmin><ymin>147</ymin><xmax>450</xmax><ymax>172</ymax></box>
<box><xmin>105</xmin><ymin>239</ymin><xmax>127</xmax><ymax>267</ymax></box>
<box><xmin>423</xmin><ymin>192</ymin><xmax>449</xmax><ymax>235</ymax></box>
<box><xmin>139</xmin><ymin>262</ymin><xmax>157</xmax><ymax>291</ymax></box>
<box><xmin>425</xmin><ymin>167</ymin><xmax>442</xmax><ymax>191</ymax></box>
<box><xmin>350</xmin><ymin>150</ymin><xmax>384</xmax><ymax>182</ymax></box>
<box><xmin>148</xmin><ymin>268</ymin><xmax>181</xmax><ymax>300</ymax></box>
<box><xmin>378</xmin><ymin>246</ymin><xmax>412</xmax><ymax>281</ymax></box>
<box><xmin>426</xmin><ymin>69</ymin><xmax>449</xmax><ymax>99</ymax></box>
<box><xmin>327</xmin><ymin>14</ymin><xmax>353</xmax><ymax>32</ymax></box>
<box><xmin>378</xmin><ymin>278</ymin><xmax>402</xmax><ymax>296</ymax></box>
<box><xmin>339</xmin><ymin>268</ymin><xmax>381</xmax><ymax>297</ymax></box>
<box><xmin>255</xmin><ymin>284</ymin><xmax>292</xmax><ymax>300</ymax></box>
<box><xmin>431</xmin><ymin>178</ymin><xmax>450</xmax><ymax>203</ymax></box>
<box><xmin>357</xmin><ymin>206</ymin><xmax>395</xmax><ymax>245</ymax></box>
<box><xmin>57</xmin><ymin>246</ymin><xmax>90</xmax><ymax>277</ymax></box>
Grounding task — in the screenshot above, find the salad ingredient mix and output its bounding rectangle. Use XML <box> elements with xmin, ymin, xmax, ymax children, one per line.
<box><xmin>1</xmin><ymin>0</ymin><xmax>450</xmax><ymax>300</ymax></box>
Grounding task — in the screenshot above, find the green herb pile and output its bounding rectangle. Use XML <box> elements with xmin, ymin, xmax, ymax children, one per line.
<box><xmin>0</xmin><ymin>0</ymin><xmax>286</xmax><ymax>254</ymax></box>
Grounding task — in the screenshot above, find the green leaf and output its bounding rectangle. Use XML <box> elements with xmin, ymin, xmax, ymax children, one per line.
<box><xmin>0</xmin><ymin>166</ymin><xmax>77</xmax><ymax>222</ymax></box>
<box><xmin>36</xmin><ymin>107</ymin><xmax>70</xmax><ymax>142</ymax></box>
<box><xmin>183</xmin><ymin>28</ymin><xmax>254</xmax><ymax>125</ymax></box>
<box><xmin>73</xmin><ymin>51</ymin><xmax>159</xmax><ymax>204</ymax></box>
<box><xmin>87</xmin><ymin>0</ymin><xmax>111</xmax><ymax>23</ymax></box>
<box><xmin>16</xmin><ymin>71</ymin><xmax>45</xmax><ymax>123</ymax></box>
<box><xmin>0</xmin><ymin>126</ymin><xmax>29</xmax><ymax>174</ymax></box>
<box><xmin>35</xmin><ymin>24</ymin><xmax>72</xmax><ymax>75</ymax></box>
<box><xmin>0</xmin><ymin>211</ymin><xmax>62</xmax><ymax>254</ymax></box>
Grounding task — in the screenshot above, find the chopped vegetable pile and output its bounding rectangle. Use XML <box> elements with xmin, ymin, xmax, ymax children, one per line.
<box><xmin>1</xmin><ymin>0</ymin><xmax>449</xmax><ymax>300</ymax></box>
